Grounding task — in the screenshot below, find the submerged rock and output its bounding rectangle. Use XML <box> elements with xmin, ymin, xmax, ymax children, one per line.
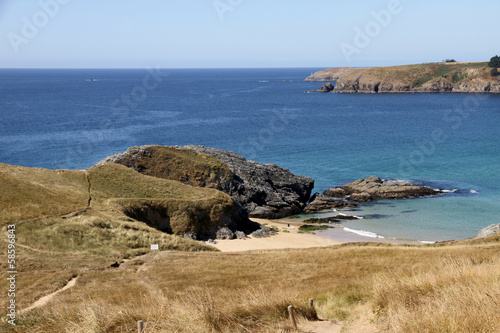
<box><xmin>474</xmin><ymin>224</ymin><xmax>500</xmax><ymax>239</ymax></box>
<box><xmin>303</xmin><ymin>214</ymin><xmax>358</xmax><ymax>224</ymax></box>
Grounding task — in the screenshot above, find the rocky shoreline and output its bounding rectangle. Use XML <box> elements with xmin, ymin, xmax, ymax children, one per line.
<box><xmin>95</xmin><ymin>146</ymin><xmax>498</xmax><ymax>241</ymax></box>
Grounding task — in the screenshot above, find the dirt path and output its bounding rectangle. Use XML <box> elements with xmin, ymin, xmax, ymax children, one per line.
<box><xmin>299</xmin><ymin>308</ymin><xmax>379</xmax><ymax>333</ymax></box>
<box><xmin>19</xmin><ymin>276</ymin><xmax>78</xmax><ymax>315</ymax></box>
<box><xmin>299</xmin><ymin>320</ymin><xmax>343</xmax><ymax>333</ymax></box>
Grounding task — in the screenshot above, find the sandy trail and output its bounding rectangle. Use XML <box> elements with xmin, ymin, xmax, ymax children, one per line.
<box><xmin>299</xmin><ymin>320</ymin><xmax>343</xmax><ymax>333</ymax></box>
<box><xmin>19</xmin><ymin>276</ymin><xmax>78</xmax><ymax>315</ymax></box>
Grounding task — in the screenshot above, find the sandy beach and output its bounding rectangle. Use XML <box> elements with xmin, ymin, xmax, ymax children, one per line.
<box><xmin>212</xmin><ymin>218</ymin><xmax>425</xmax><ymax>252</ymax></box>
<box><xmin>212</xmin><ymin>218</ymin><xmax>343</xmax><ymax>252</ymax></box>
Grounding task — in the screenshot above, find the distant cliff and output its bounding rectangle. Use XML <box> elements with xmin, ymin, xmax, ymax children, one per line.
<box><xmin>305</xmin><ymin>62</ymin><xmax>500</xmax><ymax>94</ymax></box>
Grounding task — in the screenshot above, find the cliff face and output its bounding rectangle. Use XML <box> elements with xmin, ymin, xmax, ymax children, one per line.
<box><xmin>305</xmin><ymin>62</ymin><xmax>500</xmax><ymax>94</ymax></box>
<box><xmin>178</xmin><ymin>146</ymin><xmax>315</xmax><ymax>219</ymax></box>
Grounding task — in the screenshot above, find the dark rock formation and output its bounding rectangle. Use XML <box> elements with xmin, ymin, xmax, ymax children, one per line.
<box><xmin>315</xmin><ymin>82</ymin><xmax>335</xmax><ymax>93</ymax></box>
<box><xmin>323</xmin><ymin>187</ymin><xmax>348</xmax><ymax>198</ymax></box>
<box><xmin>340</xmin><ymin>176</ymin><xmax>439</xmax><ymax>199</ymax></box>
<box><xmin>235</xmin><ymin>231</ymin><xmax>246</xmax><ymax>239</ymax></box>
<box><xmin>179</xmin><ymin>145</ymin><xmax>315</xmax><ymax>219</ymax></box>
<box><xmin>98</xmin><ymin>145</ymin><xmax>315</xmax><ymax>219</ymax></box>
<box><xmin>303</xmin><ymin>214</ymin><xmax>359</xmax><ymax>224</ymax></box>
<box><xmin>250</xmin><ymin>226</ymin><xmax>278</xmax><ymax>238</ymax></box>
<box><xmin>474</xmin><ymin>224</ymin><xmax>500</xmax><ymax>239</ymax></box>
<box><xmin>216</xmin><ymin>227</ymin><xmax>235</xmax><ymax>240</ymax></box>
<box><xmin>303</xmin><ymin>193</ymin><xmax>352</xmax><ymax>213</ymax></box>
<box><xmin>349</xmin><ymin>192</ymin><xmax>373</xmax><ymax>202</ymax></box>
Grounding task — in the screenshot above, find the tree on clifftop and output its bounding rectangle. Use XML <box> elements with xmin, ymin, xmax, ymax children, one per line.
<box><xmin>488</xmin><ymin>55</ymin><xmax>500</xmax><ymax>68</ymax></box>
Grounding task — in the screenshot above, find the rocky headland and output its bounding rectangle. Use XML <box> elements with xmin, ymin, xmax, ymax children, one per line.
<box><xmin>323</xmin><ymin>176</ymin><xmax>441</xmax><ymax>202</ymax></box>
<box><xmin>97</xmin><ymin>145</ymin><xmax>315</xmax><ymax>220</ymax></box>
<box><xmin>305</xmin><ymin>62</ymin><xmax>500</xmax><ymax>94</ymax></box>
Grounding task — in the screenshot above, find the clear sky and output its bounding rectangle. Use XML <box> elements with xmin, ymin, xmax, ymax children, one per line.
<box><xmin>1</xmin><ymin>0</ymin><xmax>498</xmax><ymax>68</ymax></box>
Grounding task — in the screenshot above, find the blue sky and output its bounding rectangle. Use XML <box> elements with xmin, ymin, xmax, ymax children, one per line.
<box><xmin>1</xmin><ymin>0</ymin><xmax>498</xmax><ymax>68</ymax></box>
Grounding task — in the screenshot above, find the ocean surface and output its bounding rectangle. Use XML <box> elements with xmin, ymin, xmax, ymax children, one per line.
<box><xmin>1</xmin><ymin>68</ymin><xmax>499</xmax><ymax>242</ymax></box>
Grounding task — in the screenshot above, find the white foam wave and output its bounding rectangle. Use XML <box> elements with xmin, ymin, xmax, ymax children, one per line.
<box><xmin>439</xmin><ymin>189</ymin><xmax>458</xmax><ymax>193</ymax></box>
<box><xmin>383</xmin><ymin>179</ymin><xmax>410</xmax><ymax>184</ymax></box>
<box><xmin>419</xmin><ymin>241</ymin><xmax>436</xmax><ymax>244</ymax></box>
<box><xmin>343</xmin><ymin>227</ymin><xmax>385</xmax><ymax>239</ymax></box>
<box><xmin>470</xmin><ymin>190</ymin><xmax>479</xmax><ymax>194</ymax></box>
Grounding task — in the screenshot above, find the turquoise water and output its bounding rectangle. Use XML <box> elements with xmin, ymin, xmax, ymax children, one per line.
<box><xmin>1</xmin><ymin>68</ymin><xmax>499</xmax><ymax>241</ymax></box>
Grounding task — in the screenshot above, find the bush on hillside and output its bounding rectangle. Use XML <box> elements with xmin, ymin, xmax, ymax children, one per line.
<box><xmin>488</xmin><ymin>55</ymin><xmax>500</xmax><ymax>68</ymax></box>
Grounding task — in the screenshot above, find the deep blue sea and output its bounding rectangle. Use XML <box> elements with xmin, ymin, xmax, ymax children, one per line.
<box><xmin>1</xmin><ymin>68</ymin><xmax>499</xmax><ymax>242</ymax></box>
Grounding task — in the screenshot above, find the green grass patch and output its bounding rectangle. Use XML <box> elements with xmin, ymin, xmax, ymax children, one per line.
<box><xmin>298</xmin><ymin>224</ymin><xmax>332</xmax><ymax>232</ymax></box>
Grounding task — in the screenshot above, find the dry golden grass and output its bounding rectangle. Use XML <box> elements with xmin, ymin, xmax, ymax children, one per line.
<box><xmin>112</xmin><ymin>145</ymin><xmax>234</xmax><ymax>189</ymax></box>
<box><xmin>2</xmin><ymin>161</ymin><xmax>499</xmax><ymax>332</ymax></box>
<box><xmin>0</xmin><ymin>211</ymin><xmax>216</xmax><ymax>311</ymax></box>
<box><xmin>311</xmin><ymin>61</ymin><xmax>491</xmax><ymax>87</ymax></box>
<box><xmin>373</xmin><ymin>256</ymin><xmax>500</xmax><ymax>332</ymax></box>
<box><xmin>0</xmin><ymin>163</ymin><xmax>89</xmax><ymax>226</ymax></box>
<box><xmin>2</xmin><ymin>237</ymin><xmax>499</xmax><ymax>332</ymax></box>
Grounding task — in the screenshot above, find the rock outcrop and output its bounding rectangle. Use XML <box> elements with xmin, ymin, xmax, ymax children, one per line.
<box><xmin>97</xmin><ymin>145</ymin><xmax>315</xmax><ymax>219</ymax></box>
<box><xmin>90</xmin><ymin>163</ymin><xmax>252</xmax><ymax>240</ymax></box>
<box><xmin>305</xmin><ymin>62</ymin><xmax>500</xmax><ymax>94</ymax></box>
<box><xmin>180</xmin><ymin>146</ymin><xmax>315</xmax><ymax>219</ymax></box>
<box><xmin>324</xmin><ymin>176</ymin><xmax>440</xmax><ymax>202</ymax></box>
<box><xmin>250</xmin><ymin>225</ymin><xmax>278</xmax><ymax>238</ymax></box>
<box><xmin>323</xmin><ymin>187</ymin><xmax>348</xmax><ymax>198</ymax></box>
<box><xmin>308</xmin><ymin>82</ymin><xmax>335</xmax><ymax>93</ymax></box>
<box><xmin>474</xmin><ymin>224</ymin><xmax>500</xmax><ymax>239</ymax></box>
<box><xmin>302</xmin><ymin>193</ymin><xmax>355</xmax><ymax>213</ymax></box>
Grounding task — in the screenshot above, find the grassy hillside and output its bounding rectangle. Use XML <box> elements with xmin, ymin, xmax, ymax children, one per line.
<box><xmin>89</xmin><ymin>163</ymin><xmax>247</xmax><ymax>236</ymax></box>
<box><xmin>358</xmin><ymin>62</ymin><xmax>489</xmax><ymax>87</ymax></box>
<box><xmin>0</xmin><ymin>161</ymin><xmax>248</xmax><ymax>315</ymax></box>
<box><xmin>306</xmin><ymin>61</ymin><xmax>500</xmax><ymax>93</ymax></box>
<box><xmin>2</xmin><ymin>237</ymin><xmax>498</xmax><ymax>332</ymax></box>
<box><xmin>1</xmin><ymin>159</ymin><xmax>499</xmax><ymax>332</ymax></box>
<box><xmin>0</xmin><ymin>163</ymin><xmax>89</xmax><ymax>226</ymax></box>
<box><xmin>106</xmin><ymin>145</ymin><xmax>234</xmax><ymax>189</ymax></box>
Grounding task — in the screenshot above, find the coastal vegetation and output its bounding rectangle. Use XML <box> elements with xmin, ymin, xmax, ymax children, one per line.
<box><xmin>306</xmin><ymin>60</ymin><xmax>500</xmax><ymax>93</ymax></box>
<box><xmin>1</xmin><ymin>149</ymin><xmax>499</xmax><ymax>332</ymax></box>
<box><xmin>1</xmin><ymin>234</ymin><xmax>498</xmax><ymax>332</ymax></box>
<box><xmin>488</xmin><ymin>55</ymin><xmax>499</xmax><ymax>77</ymax></box>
